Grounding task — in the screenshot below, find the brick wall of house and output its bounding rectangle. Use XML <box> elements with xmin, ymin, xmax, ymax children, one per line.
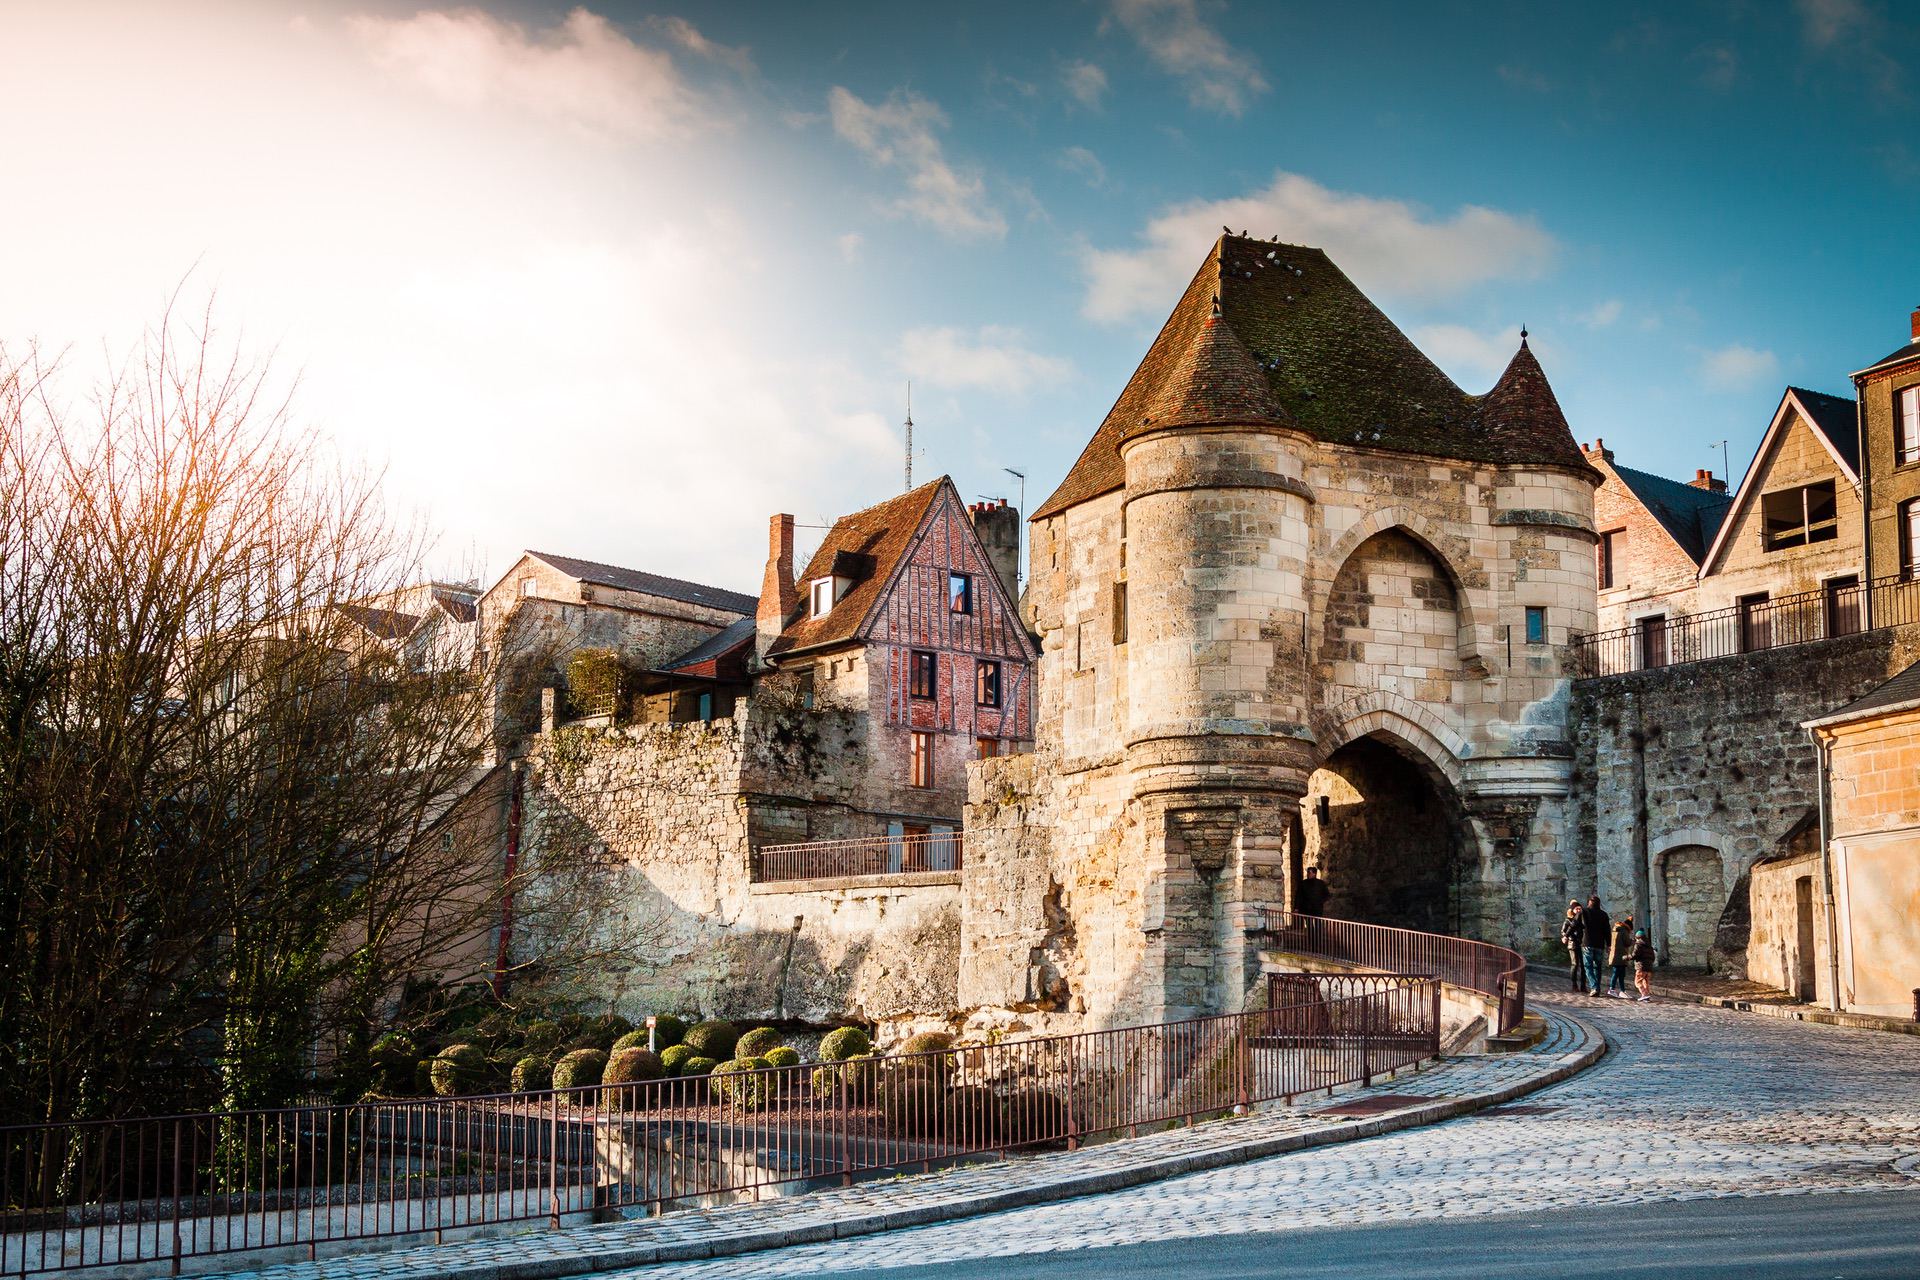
<box><xmin>1590</xmin><ymin>455</ymin><xmax>1711</xmax><ymax>636</ymax></box>
<box><xmin>1860</xmin><ymin>356</ymin><xmax>1920</xmax><ymax>581</ymax></box>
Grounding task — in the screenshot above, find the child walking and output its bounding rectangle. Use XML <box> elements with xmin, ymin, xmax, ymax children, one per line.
<box><xmin>1631</xmin><ymin>929</ymin><xmax>1657</xmax><ymax>1002</ymax></box>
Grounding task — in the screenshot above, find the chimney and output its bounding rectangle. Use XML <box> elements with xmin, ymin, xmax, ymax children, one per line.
<box><xmin>968</xmin><ymin>500</ymin><xmax>1021</xmax><ymax>608</ymax></box>
<box><xmin>1689</xmin><ymin>468</ymin><xmax>1727</xmax><ymax>494</ymax></box>
<box><xmin>757</xmin><ymin>513</ymin><xmax>796</xmax><ymax>659</ymax></box>
<box><xmin>1910</xmin><ymin>306</ymin><xmax>1919</xmax><ymax>343</ymax></box>
<box><xmin>1583</xmin><ymin>437</ymin><xmax>1615</xmax><ymax>464</ymax></box>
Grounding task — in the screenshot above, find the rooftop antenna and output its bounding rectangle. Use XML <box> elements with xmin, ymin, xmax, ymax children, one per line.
<box><xmin>904</xmin><ymin>382</ymin><xmax>914</xmax><ymax>492</ymax></box>
<box><xmin>1004</xmin><ymin>467</ymin><xmax>1026</xmax><ymax>593</ymax></box>
<box><xmin>1715</xmin><ymin>438</ymin><xmax>1729</xmax><ymax>483</ymax></box>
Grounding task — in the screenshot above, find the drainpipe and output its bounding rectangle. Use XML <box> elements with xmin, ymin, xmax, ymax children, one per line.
<box><xmin>1854</xmin><ymin>378</ymin><xmax>1873</xmax><ymax>629</ymax></box>
<box><xmin>1806</xmin><ymin>727</ymin><xmax>1843</xmax><ymax>1012</ymax></box>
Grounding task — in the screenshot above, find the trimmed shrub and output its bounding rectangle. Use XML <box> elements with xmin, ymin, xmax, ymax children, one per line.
<box><xmin>877</xmin><ymin>1064</ymin><xmax>944</xmax><ymax>1138</ymax></box>
<box><xmin>943</xmin><ymin>1085</ymin><xmax>1000</xmax><ymax>1146</ymax></box>
<box><xmin>819</xmin><ymin>1026</ymin><xmax>871</xmax><ymax>1062</ymax></box>
<box><xmin>522</xmin><ymin>1020</ymin><xmax>564</xmax><ymax>1052</ymax></box>
<box><xmin>841</xmin><ymin>1053</ymin><xmax>881</xmax><ymax>1102</ymax></box>
<box><xmin>368</xmin><ymin>1030</ymin><xmax>420</xmax><ymax>1095</ymax></box>
<box><xmin>735</xmin><ymin>1027</ymin><xmax>784</xmax><ymax>1059</ymax></box>
<box><xmin>999</xmin><ymin>1087</ymin><xmax>1070</xmax><ymax>1147</ymax></box>
<box><xmin>711</xmin><ymin>1056</ymin><xmax>773</xmax><ymax>1110</ymax></box>
<box><xmin>809</xmin><ymin>1064</ymin><xmax>842</xmax><ymax>1100</ymax></box>
<box><xmin>430</xmin><ymin>1044</ymin><xmax>487</xmax><ymax>1097</ymax></box>
<box><xmin>604</xmin><ymin>1047</ymin><xmax>663</xmax><ymax>1084</ymax></box>
<box><xmin>510</xmin><ymin>1055</ymin><xmax>554</xmax><ymax>1092</ymax></box>
<box><xmin>650</xmin><ymin>1014</ymin><xmax>688</xmax><ymax>1049</ymax></box>
<box><xmin>659</xmin><ymin>1044</ymin><xmax>698</xmax><ymax>1076</ymax></box>
<box><xmin>763</xmin><ymin>1045</ymin><xmax>800</xmax><ymax>1069</ymax></box>
<box><xmin>682</xmin><ymin>1020</ymin><xmax>738</xmax><ymax>1061</ymax></box>
<box><xmin>683</xmin><ymin>1056</ymin><xmax>718</xmax><ymax>1076</ymax></box>
<box><xmin>897</xmin><ymin>1031</ymin><xmax>955</xmax><ymax>1057</ymax></box>
<box><xmin>412</xmin><ymin>1059</ymin><xmax>435</xmax><ymax>1096</ymax></box>
<box><xmin>552</xmin><ymin>1047</ymin><xmax>608</xmax><ymax>1091</ymax></box>
<box><xmin>587</xmin><ymin>1014</ymin><xmax>634</xmax><ymax>1050</ymax></box>
<box><xmin>612</xmin><ymin>1030</ymin><xmax>651</xmax><ymax>1055</ymax></box>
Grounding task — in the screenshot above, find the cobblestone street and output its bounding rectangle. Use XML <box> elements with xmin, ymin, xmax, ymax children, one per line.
<box><xmin>598</xmin><ymin>994</ymin><xmax>1920</xmax><ymax>1278</ymax></box>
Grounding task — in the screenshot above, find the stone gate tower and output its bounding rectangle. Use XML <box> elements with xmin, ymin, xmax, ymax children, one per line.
<box><xmin>960</xmin><ymin>234</ymin><xmax>1599</xmax><ymax>1029</ymax></box>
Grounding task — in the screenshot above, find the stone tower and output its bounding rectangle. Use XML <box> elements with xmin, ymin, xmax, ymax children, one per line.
<box><xmin>960</xmin><ymin>235</ymin><xmax>1599</xmax><ymax>1029</ymax></box>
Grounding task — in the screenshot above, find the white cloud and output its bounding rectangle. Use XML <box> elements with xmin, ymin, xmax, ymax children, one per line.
<box><xmin>1062</xmin><ymin>59</ymin><xmax>1108</xmax><ymax>109</ymax></box>
<box><xmin>828</xmin><ymin>87</ymin><xmax>1006</xmax><ymax>240</ymax></box>
<box><xmin>1580</xmin><ymin>299</ymin><xmax>1624</xmax><ymax>328</ymax></box>
<box><xmin>1080</xmin><ymin>171</ymin><xmax>1556</xmax><ymax>323</ymax></box>
<box><xmin>1698</xmin><ymin>344</ymin><xmax>1779</xmax><ymax>390</ymax></box>
<box><xmin>347</xmin><ymin>6</ymin><xmax>712</xmax><ymax>141</ymax></box>
<box><xmin>898</xmin><ymin>326</ymin><xmax>1072</xmax><ymax>396</ymax></box>
<box><xmin>1106</xmin><ymin>0</ymin><xmax>1268</xmax><ymax>116</ymax></box>
<box><xmin>648</xmin><ymin>14</ymin><xmax>754</xmax><ymax>77</ymax></box>
<box><xmin>836</xmin><ymin>232</ymin><xmax>863</xmax><ymax>262</ymax></box>
<box><xmin>1796</xmin><ymin>0</ymin><xmax>1869</xmax><ymax>48</ymax></box>
<box><xmin>1411</xmin><ymin>323</ymin><xmax>1526</xmax><ymax>388</ymax></box>
<box><xmin>1059</xmin><ymin>145</ymin><xmax>1108</xmax><ymax>187</ymax></box>
<box><xmin>1694</xmin><ymin>44</ymin><xmax>1739</xmax><ymax>91</ymax></box>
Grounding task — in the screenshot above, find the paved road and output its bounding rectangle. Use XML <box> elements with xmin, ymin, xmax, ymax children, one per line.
<box><xmin>595</xmin><ymin>992</ymin><xmax>1920</xmax><ymax>1278</ymax></box>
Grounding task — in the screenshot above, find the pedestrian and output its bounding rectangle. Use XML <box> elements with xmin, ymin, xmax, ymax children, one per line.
<box><xmin>1580</xmin><ymin>895</ymin><xmax>1612</xmax><ymax>998</ymax></box>
<box><xmin>1607</xmin><ymin>914</ymin><xmax>1635</xmax><ymax>997</ymax></box>
<box><xmin>1296</xmin><ymin>866</ymin><xmax>1330</xmax><ymax>917</ymax></box>
<box><xmin>1632</xmin><ymin>930</ymin><xmax>1658</xmax><ymax>1002</ymax></box>
<box><xmin>1559</xmin><ymin>901</ymin><xmax>1587</xmax><ymax>993</ymax></box>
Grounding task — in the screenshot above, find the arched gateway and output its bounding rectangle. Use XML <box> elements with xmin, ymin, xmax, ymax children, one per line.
<box><xmin>959</xmin><ymin>233</ymin><xmax>1599</xmax><ymax>1029</ymax></box>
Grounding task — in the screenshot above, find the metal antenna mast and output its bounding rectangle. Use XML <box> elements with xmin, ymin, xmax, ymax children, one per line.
<box><xmin>904</xmin><ymin>382</ymin><xmax>914</xmax><ymax>492</ymax></box>
<box><xmin>1004</xmin><ymin>467</ymin><xmax>1026</xmax><ymax>592</ymax></box>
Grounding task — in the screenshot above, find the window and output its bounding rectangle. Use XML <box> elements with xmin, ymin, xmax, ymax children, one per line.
<box><xmin>1524</xmin><ymin>606</ymin><xmax>1546</xmax><ymax>645</ymax></box>
<box><xmin>1737</xmin><ymin>592</ymin><xmax>1771</xmax><ymax>653</ymax></box>
<box><xmin>977</xmin><ymin>737</ymin><xmax>1001</xmax><ymax>759</ymax></box>
<box><xmin>1112</xmin><ymin>581</ymin><xmax>1129</xmax><ymax>645</ymax></box>
<box><xmin>697</xmin><ymin>691</ymin><xmax>714</xmax><ymax>721</ymax></box>
<box><xmin>439</xmin><ymin>829</ymin><xmax>456</xmax><ymax>853</ymax></box>
<box><xmin>810</xmin><ymin>578</ymin><xmax>834</xmax><ymax>618</ymax></box>
<box><xmin>948</xmin><ymin>571</ymin><xmax>973</xmax><ymax>615</ymax></box>
<box><xmin>1637</xmin><ymin>615</ymin><xmax>1667</xmax><ymax>670</ymax></box>
<box><xmin>1598</xmin><ymin>530</ymin><xmax>1623</xmax><ymax>589</ymax></box>
<box><xmin>520</xmin><ymin>577</ymin><xmax>537</xmax><ymax>597</ymax></box>
<box><xmin>910</xmin><ymin>731</ymin><xmax>934</xmax><ymax>788</ymax></box>
<box><xmin>796</xmin><ymin>668</ymin><xmax>816</xmax><ymax>709</ymax></box>
<box><xmin>909</xmin><ymin>650</ymin><xmax>936</xmax><ymax>699</ymax></box>
<box><xmin>1903</xmin><ymin>499</ymin><xmax>1920</xmax><ymax>579</ymax></box>
<box><xmin>1899</xmin><ymin>385</ymin><xmax>1920</xmax><ymax>467</ymax></box>
<box><xmin>1761</xmin><ymin>481</ymin><xmax>1838</xmax><ymax>551</ymax></box>
<box><xmin>1825</xmin><ymin>575</ymin><xmax>1861</xmax><ymax>638</ymax></box>
<box><xmin>976</xmin><ymin>659</ymin><xmax>1001</xmax><ymax>707</ymax></box>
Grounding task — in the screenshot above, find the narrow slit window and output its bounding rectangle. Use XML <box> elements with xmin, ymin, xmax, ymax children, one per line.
<box><xmin>1112</xmin><ymin>581</ymin><xmax>1128</xmax><ymax>645</ymax></box>
<box><xmin>1524</xmin><ymin>606</ymin><xmax>1546</xmax><ymax>645</ymax></box>
<box><xmin>910</xmin><ymin>731</ymin><xmax>934</xmax><ymax>788</ymax></box>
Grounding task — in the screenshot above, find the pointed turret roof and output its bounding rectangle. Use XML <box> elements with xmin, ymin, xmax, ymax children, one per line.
<box><xmin>1033</xmin><ymin>234</ymin><xmax>1593</xmax><ymax>520</ymax></box>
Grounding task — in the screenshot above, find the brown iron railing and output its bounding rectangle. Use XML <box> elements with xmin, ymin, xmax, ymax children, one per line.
<box><xmin>0</xmin><ymin>975</ymin><xmax>1436</xmax><ymax>1275</ymax></box>
<box><xmin>1252</xmin><ymin>910</ymin><xmax>1527</xmax><ymax>1035</ymax></box>
<box><xmin>753</xmin><ymin>831</ymin><xmax>962</xmax><ymax>883</ymax></box>
<box><xmin>1568</xmin><ymin>573</ymin><xmax>1920</xmax><ymax>679</ymax></box>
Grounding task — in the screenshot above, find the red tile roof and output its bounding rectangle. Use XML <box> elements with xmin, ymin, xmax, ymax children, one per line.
<box><xmin>1034</xmin><ymin>233</ymin><xmax>1592</xmax><ymax>520</ymax></box>
<box><xmin>766</xmin><ymin>478</ymin><xmax>947</xmax><ymax>658</ymax></box>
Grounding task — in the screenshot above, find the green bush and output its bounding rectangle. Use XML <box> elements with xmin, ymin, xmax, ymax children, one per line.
<box><xmin>897</xmin><ymin>1031</ymin><xmax>955</xmax><ymax>1057</ymax></box>
<box><xmin>604</xmin><ymin>1047</ymin><xmax>663</xmax><ymax>1084</ymax></box>
<box><xmin>612</xmin><ymin>1029</ymin><xmax>651</xmax><ymax>1055</ymax></box>
<box><xmin>510</xmin><ymin>1054</ymin><xmax>553</xmax><ymax>1092</ymax></box>
<box><xmin>1000</xmin><ymin>1087</ymin><xmax>1070</xmax><ymax>1146</ymax></box>
<box><xmin>711</xmin><ymin>1056</ymin><xmax>773</xmax><ymax>1109</ymax></box>
<box><xmin>809</xmin><ymin>1064</ymin><xmax>842</xmax><ymax>1099</ymax></box>
<box><xmin>819</xmin><ymin>1026</ymin><xmax>871</xmax><ymax>1062</ymax></box>
<box><xmin>763</xmin><ymin>1045</ymin><xmax>800</xmax><ymax>1069</ymax></box>
<box><xmin>587</xmin><ymin>1014</ymin><xmax>633</xmax><ymax>1050</ymax></box>
<box><xmin>735</xmin><ymin>1026</ymin><xmax>784</xmax><ymax>1059</ymax></box>
<box><xmin>659</xmin><ymin>1044</ymin><xmax>698</xmax><ymax>1076</ymax></box>
<box><xmin>683</xmin><ymin>1056</ymin><xmax>718</xmax><ymax>1076</ymax></box>
<box><xmin>522</xmin><ymin>1020</ymin><xmax>564</xmax><ymax>1052</ymax></box>
<box><xmin>841</xmin><ymin>1053</ymin><xmax>881</xmax><ymax>1102</ymax></box>
<box><xmin>682</xmin><ymin>1020</ymin><xmax>739</xmax><ymax>1061</ymax></box>
<box><xmin>368</xmin><ymin>1031</ymin><xmax>420</xmax><ymax>1095</ymax></box>
<box><xmin>567</xmin><ymin>648</ymin><xmax>626</xmax><ymax>715</ymax></box>
<box><xmin>552</xmin><ymin>1047</ymin><xmax>608</xmax><ymax>1091</ymax></box>
<box><xmin>412</xmin><ymin>1059</ymin><xmax>435</xmax><ymax>1096</ymax></box>
<box><xmin>650</xmin><ymin>1014</ymin><xmax>688</xmax><ymax>1049</ymax></box>
<box><xmin>943</xmin><ymin>1085</ymin><xmax>1000</xmax><ymax>1145</ymax></box>
<box><xmin>430</xmin><ymin>1044</ymin><xmax>487</xmax><ymax>1097</ymax></box>
<box><xmin>877</xmin><ymin>1064</ymin><xmax>944</xmax><ymax>1137</ymax></box>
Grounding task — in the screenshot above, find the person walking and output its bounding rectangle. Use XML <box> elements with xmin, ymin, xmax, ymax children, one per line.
<box><xmin>1580</xmin><ymin>895</ymin><xmax>1612</xmax><ymax>998</ymax></box>
<box><xmin>1296</xmin><ymin>866</ymin><xmax>1330</xmax><ymax>917</ymax></box>
<box><xmin>1632</xmin><ymin>930</ymin><xmax>1658</xmax><ymax>1002</ymax></box>
<box><xmin>1607</xmin><ymin>914</ymin><xmax>1636</xmax><ymax>997</ymax></box>
<box><xmin>1559</xmin><ymin>901</ymin><xmax>1587</xmax><ymax>993</ymax></box>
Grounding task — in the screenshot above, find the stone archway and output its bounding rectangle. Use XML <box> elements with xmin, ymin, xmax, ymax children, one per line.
<box><xmin>1301</xmin><ymin>732</ymin><xmax>1470</xmax><ymax>935</ymax></box>
<box><xmin>1658</xmin><ymin>845</ymin><xmax>1726</xmax><ymax>968</ymax></box>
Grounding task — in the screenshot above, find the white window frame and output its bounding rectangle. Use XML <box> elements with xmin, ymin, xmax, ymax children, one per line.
<box><xmin>1898</xmin><ymin>385</ymin><xmax>1920</xmax><ymax>467</ymax></box>
<box><xmin>810</xmin><ymin>577</ymin><xmax>834</xmax><ymax>618</ymax></box>
<box><xmin>520</xmin><ymin>577</ymin><xmax>537</xmax><ymax>597</ymax></box>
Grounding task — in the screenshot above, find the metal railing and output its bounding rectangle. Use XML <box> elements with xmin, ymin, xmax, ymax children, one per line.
<box><xmin>2</xmin><ymin>975</ymin><xmax>1436</xmax><ymax>1275</ymax></box>
<box><xmin>753</xmin><ymin>832</ymin><xmax>963</xmax><ymax>883</ymax></box>
<box><xmin>1252</xmin><ymin>910</ymin><xmax>1527</xmax><ymax>1035</ymax></box>
<box><xmin>1568</xmin><ymin>573</ymin><xmax>1920</xmax><ymax>679</ymax></box>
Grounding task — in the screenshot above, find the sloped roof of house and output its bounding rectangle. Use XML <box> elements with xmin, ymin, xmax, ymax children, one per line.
<box><xmin>335</xmin><ymin>603</ymin><xmax>423</xmax><ymax>642</ymax></box>
<box><xmin>1786</xmin><ymin>386</ymin><xmax>1860</xmax><ymax>476</ymax></box>
<box><xmin>655</xmin><ymin>617</ymin><xmax>756</xmax><ymax>678</ymax></box>
<box><xmin>1805</xmin><ymin>659</ymin><xmax>1920</xmax><ymax>729</ymax></box>
<box><xmin>766</xmin><ymin>478</ymin><xmax>947</xmax><ymax>658</ymax></box>
<box><xmin>1033</xmin><ymin>233</ymin><xmax>1591</xmax><ymax>520</ymax></box>
<box><xmin>1853</xmin><ymin>339</ymin><xmax>1920</xmax><ymax>379</ymax></box>
<box><xmin>431</xmin><ymin>589</ymin><xmax>478</xmax><ymax>624</ymax></box>
<box><xmin>1609</xmin><ymin>462</ymin><xmax>1733</xmax><ymax>565</ymax></box>
<box><xmin>525</xmin><ymin>551</ymin><xmax>756</xmax><ymax>615</ymax></box>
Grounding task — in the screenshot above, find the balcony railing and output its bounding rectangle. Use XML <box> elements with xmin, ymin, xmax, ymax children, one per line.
<box><xmin>753</xmin><ymin>832</ymin><xmax>963</xmax><ymax>884</ymax></box>
<box><xmin>1569</xmin><ymin>573</ymin><xmax>1920</xmax><ymax>679</ymax></box>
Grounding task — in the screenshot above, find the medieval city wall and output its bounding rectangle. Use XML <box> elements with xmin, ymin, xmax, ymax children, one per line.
<box><xmin>1568</xmin><ymin>624</ymin><xmax>1920</xmax><ymax>972</ymax></box>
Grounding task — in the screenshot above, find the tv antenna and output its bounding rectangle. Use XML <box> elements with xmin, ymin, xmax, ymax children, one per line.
<box><xmin>1714</xmin><ymin>438</ymin><xmax>1729</xmax><ymax>484</ymax></box>
<box><xmin>1004</xmin><ymin>467</ymin><xmax>1026</xmax><ymax>592</ymax></box>
<box><xmin>904</xmin><ymin>382</ymin><xmax>915</xmax><ymax>492</ymax></box>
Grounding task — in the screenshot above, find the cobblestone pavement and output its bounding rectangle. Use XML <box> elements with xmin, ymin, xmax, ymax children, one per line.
<box><xmin>596</xmin><ymin>994</ymin><xmax>1920</xmax><ymax>1279</ymax></box>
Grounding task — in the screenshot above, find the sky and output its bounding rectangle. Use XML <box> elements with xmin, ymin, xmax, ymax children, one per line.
<box><xmin>4</xmin><ymin>0</ymin><xmax>1918</xmax><ymax>594</ymax></box>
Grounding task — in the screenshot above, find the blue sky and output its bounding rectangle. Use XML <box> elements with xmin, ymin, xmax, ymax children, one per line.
<box><xmin>4</xmin><ymin>1</ymin><xmax>1917</xmax><ymax>589</ymax></box>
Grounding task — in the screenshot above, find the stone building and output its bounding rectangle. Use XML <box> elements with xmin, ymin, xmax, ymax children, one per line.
<box><xmin>1854</xmin><ymin>308</ymin><xmax>1920</xmax><ymax>590</ymax></box>
<box><xmin>962</xmin><ymin>232</ymin><xmax>1600</xmax><ymax>1029</ymax></box>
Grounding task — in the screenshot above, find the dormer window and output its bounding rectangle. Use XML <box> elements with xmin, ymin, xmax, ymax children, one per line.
<box><xmin>948</xmin><ymin>572</ymin><xmax>973</xmax><ymax>615</ymax></box>
<box><xmin>810</xmin><ymin>578</ymin><xmax>834</xmax><ymax>618</ymax></box>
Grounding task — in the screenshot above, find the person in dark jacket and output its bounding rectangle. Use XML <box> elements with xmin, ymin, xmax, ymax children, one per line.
<box><xmin>1296</xmin><ymin>866</ymin><xmax>1330</xmax><ymax>917</ymax></box>
<box><xmin>1632</xmin><ymin>930</ymin><xmax>1658</xmax><ymax>1001</ymax></box>
<box><xmin>1607</xmin><ymin>914</ymin><xmax>1636</xmax><ymax>997</ymax></box>
<box><xmin>1580</xmin><ymin>896</ymin><xmax>1612</xmax><ymax>998</ymax></box>
<box><xmin>1559</xmin><ymin>901</ymin><xmax>1587</xmax><ymax>993</ymax></box>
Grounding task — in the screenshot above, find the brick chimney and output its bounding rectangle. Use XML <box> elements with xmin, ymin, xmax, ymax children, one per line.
<box><xmin>1583</xmin><ymin>437</ymin><xmax>1615</xmax><ymax>464</ymax></box>
<box><xmin>968</xmin><ymin>498</ymin><xmax>1021</xmax><ymax>607</ymax></box>
<box><xmin>757</xmin><ymin>513</ymin><xmax>796</xmax><ymax>659</ymax></box>
<box><xmin>1689</xmin><ymin>468</ymin><xmax>1727</xmax><ymax>494</ymax></box>
<box><xmin>1910</xmin><ymin>305</ymin><xmax>1919</xmax><ymax>343</ymax></box>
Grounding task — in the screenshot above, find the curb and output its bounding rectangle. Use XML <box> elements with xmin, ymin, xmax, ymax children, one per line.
<box><xmin>243</xmin><ymin>1011</ymin><xmax>1607</xmax><ymax>1280</ymax></box>
<box><xmin>1526</xmin><ymin>963</ymin><xmax>1920</xmax><ymax>1038</ymax></box>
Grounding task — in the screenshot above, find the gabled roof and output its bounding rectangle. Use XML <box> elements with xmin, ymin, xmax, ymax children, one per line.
<box><xmin>1033</xmin><ymin>233</ymin><xmax>1591</xmax><ymax>520</ymax></box>
<box><xmin>335</xmin><ymin>604</ymin><xmax>422</xmax><ymax>642</ymax></box>
<box><xmin>655</xmin><ymin>617</ymin><xmax>756</xmax><ymax>679</ymax></box>
<box><xmin>431</xmin><ymin>589</ymin><xmax>478</xmax><ymax>624</ymax></box>
<box><xmin>523</xmin><ymin>551</ymin><xmax>756</xmax><ymax>615</ymax></box>
<box><xmin>1804</xmin><ymin>659</ymin><xmax>1920</xmax><ymax>730</ymax></box>
<box><xmin>766</xmin><ymin>478</ymin><xmax>946</xmax><ymax>657</ymax></box>
<box><xmin>1607</xmin><ymin>461</ymin><xmax>1732</xmax><ymax>566</ymax></box>
<box><xmin>1699</xmin><ymin>387</ymin><xmax>1861</xmax><ymax>577</ymax></box>
<box><xmin>1852</xmin><ymin>339</ymin><xmax>1920</xmax><ymax>380</ymax></box>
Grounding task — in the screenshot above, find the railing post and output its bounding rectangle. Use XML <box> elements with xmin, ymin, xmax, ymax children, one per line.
<box><xmin>170</xmin><ymin>1118</ymin><xmax>182</xmax><ymax>1276</ymax></box>
<box><xmin>547</xmin><ymin>1093</ymin><xmax>561</xmax><ymax>1231</ymax></box>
